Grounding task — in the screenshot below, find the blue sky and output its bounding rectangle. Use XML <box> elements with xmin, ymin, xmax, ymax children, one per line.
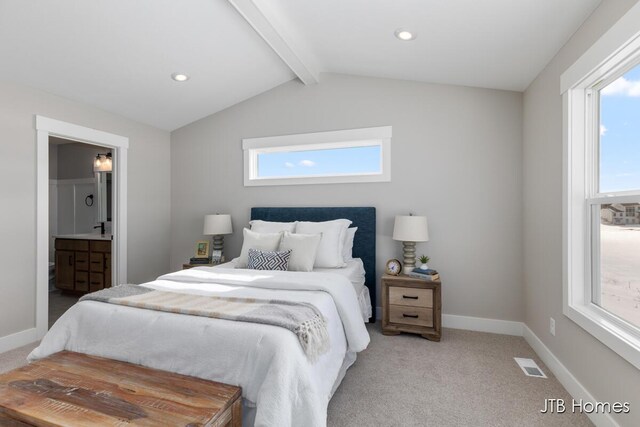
<box><xmin>600</xmin><ymin>64</ymin><xmax>640</xmax><ymax>193</ymax></box>
<box><xmin>258</xmin><ymin>145</ymin><xmax>381</xmax><ymax>178</ymax></box>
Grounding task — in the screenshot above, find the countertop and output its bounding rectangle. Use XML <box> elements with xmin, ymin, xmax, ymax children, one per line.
<box><xmin>54</xmin><ymin>233</ymin><xmax>112</xmax><ymax>241</ymax></box>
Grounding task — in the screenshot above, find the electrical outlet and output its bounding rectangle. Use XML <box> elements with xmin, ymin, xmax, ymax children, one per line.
<box><xmin>550</xmin><ymin>317</ymin><xmax>556</xmax><ymax>336</ymax></box>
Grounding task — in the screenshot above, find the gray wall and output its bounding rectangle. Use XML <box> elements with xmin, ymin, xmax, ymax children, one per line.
<box><xmin>523</xmin><ymin>1</ymin><xmax>640</xmax><ymax>425</ymax></box>
<box><xmin>171</xmin><ymin>73</ymin><xmax>524</xmax><ymax>322</ymax></box>
<box><xmin>54</xmin><ymin>141</ymin><xmax>106</xmax><ymax>180</ymax></box>
<box><xmin>0</xmin><ymin>80</ymin><xmax>172</xmax><ymax>340</ymax></box>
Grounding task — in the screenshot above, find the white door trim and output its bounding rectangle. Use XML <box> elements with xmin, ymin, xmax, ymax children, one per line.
<box><xmin>35</xmin><ymin>115</ymin><xmax>128</xmax><ymax>339</ymax></box>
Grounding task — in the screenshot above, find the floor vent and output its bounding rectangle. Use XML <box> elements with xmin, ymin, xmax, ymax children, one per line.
<box><xmin>514</xmin><ymin>357</ymin><xmax>547</xmax><ymax>378</ymax></box>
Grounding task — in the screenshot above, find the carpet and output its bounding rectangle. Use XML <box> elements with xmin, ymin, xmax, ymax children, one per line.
<box><xmin>328</xmin><ymin>324</ymin><xmax>592</xmax><ymax>426</ymax></box>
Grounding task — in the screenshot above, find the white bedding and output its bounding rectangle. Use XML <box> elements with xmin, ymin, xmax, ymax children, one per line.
<box><xmin>312</xmin><ymin>258</ymin><xmax>372</xmax><ymax>322</ymax></box>
<box><xmin>219</xmin><ymin>257</ymin><xmax>372</xmax><ymax>322</ymax></box>
<box><xmin>29</xmin><ymin>268</ymin><xmax>370</xmax><ymax>427</ymax></box>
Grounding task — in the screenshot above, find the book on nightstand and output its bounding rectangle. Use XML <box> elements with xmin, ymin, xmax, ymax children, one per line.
<box><xmin>189</xmin><ymin>256</ymin><xmax>213</xmax><ymax>264</ymax></box>
<box><xmin>405</xmin><ymin>268</ymin><xmax>440</xmax><ymax>281</ymax></box>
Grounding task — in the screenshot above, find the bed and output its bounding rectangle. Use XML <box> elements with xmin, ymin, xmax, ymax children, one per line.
<box><xmin>250</xmin><ymin>207</ymin><xmax>376</xmax><ymax>321</ymax></box>
<box><xmin>29</xmin><ymin>207</ymin><xmax>376</xmax><ymax>427</ymax></box>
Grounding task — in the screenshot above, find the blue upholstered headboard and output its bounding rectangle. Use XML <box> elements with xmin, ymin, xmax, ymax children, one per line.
<box><xmin>251</xmin><ymin>207</ymin><xmax>376</xmax><ymax>321</ymax></box>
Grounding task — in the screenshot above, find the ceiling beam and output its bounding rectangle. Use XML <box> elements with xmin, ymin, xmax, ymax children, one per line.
<box><xmin>228</xmin><ymin>0</ymin><xmax>319</xmax><ymax>85</ymax></box>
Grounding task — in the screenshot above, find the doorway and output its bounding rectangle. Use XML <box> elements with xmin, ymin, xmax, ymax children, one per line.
<box><xmin>36</xmin><ymin>116</ymin><xmax>128</xmax><ymax>338</ymax></box>
<box><xmin>48</xmin><ymin>137</ymin><xmax>115</xmax><ymax>327</ymax></box>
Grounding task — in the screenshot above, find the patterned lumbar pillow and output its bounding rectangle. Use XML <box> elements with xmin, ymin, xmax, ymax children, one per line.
<box><xmin>247</xmin><ymin>248</ymin><xmax>292</xmax><ymax>271</ymax></box>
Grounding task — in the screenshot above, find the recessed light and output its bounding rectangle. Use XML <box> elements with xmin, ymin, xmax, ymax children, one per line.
<box><xmin>394</xmin><ymin>29</ymin><xmax>416</xmax><ymax>41</ymax></box>
<box><xmin>171</xmin><ymin>73</ymin><xmax>190</xmax><ymax>82</ymax></box>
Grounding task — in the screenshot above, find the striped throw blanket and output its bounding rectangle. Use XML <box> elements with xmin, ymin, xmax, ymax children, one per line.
<box><xmin>80</xmin><ymin>285</ymin><xmax>329</xmax><ymax>361</ymax></box>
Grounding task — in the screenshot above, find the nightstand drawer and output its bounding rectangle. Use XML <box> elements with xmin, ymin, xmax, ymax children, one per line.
<box><xmin>389</xmin><ymin>286</ymin><xmax>433</xmax><ymax>308</ymax></box>
<box><xmin>388</xmin><ymin>305</ymin><xmax>433</xmax><ymax>327</ymax></box>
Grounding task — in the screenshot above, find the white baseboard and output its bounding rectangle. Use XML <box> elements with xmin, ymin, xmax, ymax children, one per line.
<box><xmin>0</xmin><ymin>328</ymin><xmax>38</xmax><ymax>354</ymax></box>
<box><xmin>375</xmin><ymin>307</ymin><xmax>523</xmax><ymax>336</ymax></box>
<box><xmin>442</xmin><ymin>313</ymin><xmax>523</xmax><ymax>336</ymax></box>
<box><xmin>523</xmin><ymin>325</ymin><xmax>619</xmax><ymax>427</ymax></box>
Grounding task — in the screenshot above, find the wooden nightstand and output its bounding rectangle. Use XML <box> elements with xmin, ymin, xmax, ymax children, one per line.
<box><xmin>381</xmin><ymin>274</ymin><xmax>442</xmax><ymax>341</ymax></box>
<box><xmin>182</xmin><ymin>263</ymin><xmax>218</xmax><ymax>269</ymax></box>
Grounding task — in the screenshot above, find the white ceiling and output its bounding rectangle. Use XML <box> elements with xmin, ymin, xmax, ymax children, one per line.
<box><xmin>0</xmin><ymin>0</ymin><xmax>601</xmax><ymax>131</ymax></box>
<box><xmin>255</xmin><ymin>0</ymin><xmax>601</xmax><ymax>91</ymax></box>
<box><xmin>0</xmin><ymin>0</ymin><xmax>294</xmax><ymax>130</ymax></box>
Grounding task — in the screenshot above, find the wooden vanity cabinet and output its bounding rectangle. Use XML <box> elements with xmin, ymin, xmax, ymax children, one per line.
<box><xmin>54</xmin><ymin>251</ymin><xmax>75</xmax><ymax>290</ymax></box>
<box><xmin>104</xmin><ymin>253</ymin><xmax>112</xmax><ymax>288</ymax></box>
<box><xmin>55</xmin><ymin>239</ymin><xmax>112</xmax><ymax>294</ymax></box>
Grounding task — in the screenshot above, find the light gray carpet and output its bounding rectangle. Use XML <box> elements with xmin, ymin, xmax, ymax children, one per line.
<box><xmin>0</xmin><ymin>341</ymin><xmax>38</xmax><ymax>374</ymax></box>
<box><xmin>328</xmin><ymin>324</ymin><xmax>593</xmax><ymax>427</ymax></box>
<box><xmin>0</xmin><ymin>324</ymin><xmax>592</xmax><ymax>426</ymax></box>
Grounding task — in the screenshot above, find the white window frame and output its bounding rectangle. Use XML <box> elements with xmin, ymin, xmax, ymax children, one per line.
<box><xmin>562</xmin><ymin>2</ymin><xmax>640</xmax><ymax>370</ymax></box>
<box><xmin>242</xmin><ymin>126</ymin><xmax>391</xmax><ymax>186</ymax></box>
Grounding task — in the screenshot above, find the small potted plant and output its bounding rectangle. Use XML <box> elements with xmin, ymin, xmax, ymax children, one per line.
<box><xmin>418</xmin><ymin>255</ymin><xmax>430</xmax><ymax>270</ymax></box>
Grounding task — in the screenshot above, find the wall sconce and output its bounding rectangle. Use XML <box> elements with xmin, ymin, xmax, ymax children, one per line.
<box><xmin>94</xmin><ymin>152</ymin><xmax>112</xmax><ymax>172</ymax></box>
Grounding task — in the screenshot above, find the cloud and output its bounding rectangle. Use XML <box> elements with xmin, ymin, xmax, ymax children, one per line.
<box><xmin>299</xmin><ymin>160</ymin><xmax>316</xmax><ymax>167</ymax></box>
<box><xmin>600</xmin><ymin>125</ymin><xmax>607</xmax><ymax>136</ymax></box>
<box><xmin>600</xmin><ymin>124</ymin><xmax>607</xmax><ymax>136</ymax></box>
<box><xmin>615</xmin><ymin>172</ymin><xmax>635</xmax><ymax>177</ymax></box>
<box><xmin>601</xmin><ymin>77</ymin><xmax>640</xmax><ymax>97</ymax></box>
<box><xmin>284</xmin><ymin>162</ymin><xmax>294</xmax><ymax>168</ymax></box>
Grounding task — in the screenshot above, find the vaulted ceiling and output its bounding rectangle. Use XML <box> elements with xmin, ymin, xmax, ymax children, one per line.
<box><xmin>0</xmin><ymin>0</ymin><xmax>601</xmax><ymax>131</ymax></box>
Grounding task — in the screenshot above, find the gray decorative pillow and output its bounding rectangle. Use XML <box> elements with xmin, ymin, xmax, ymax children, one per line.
<box><xmin>278</xmin><ymin>231</ymin><xmax>321</xmax><ymax>272</ymax></box>
<box><xmin>247</xmin><ymin>248</ymin><xmax>292</xmax><ymax>271</ymax></box>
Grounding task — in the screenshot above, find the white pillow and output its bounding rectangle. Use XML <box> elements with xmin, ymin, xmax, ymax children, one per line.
<box><xmin>279</xmin><ymin>231</ymin><xmax>321</xmax><ymax>272</ymax></box>
<box><xmin>296</xmin><ymin>219</ymin><xmax>352</xmax><ymax>268</ymax></box>
<box><xmin>342</xmin><ymin>227</ymin><xmax>358</xmax><ymax>261</ymax></box>
<box><xmin>250</xmin><ymin>220</ymin><xmax>296</xmax><ymax>234</ymax></box>
<box><xmin>236</xmin><ymin>228</ymin><xmax>283</xmax><ymax>268</ymax></box>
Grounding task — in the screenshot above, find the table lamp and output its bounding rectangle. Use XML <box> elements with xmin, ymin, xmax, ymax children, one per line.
<box><xmin>203</xmin><ymin>214</ymin><xmax>233</xmax><ymax>261</ymax></box>
<box><xmin>393</xmin><ymin>214</ymin><xmax>429</xmax><ymax>271</ymax></box>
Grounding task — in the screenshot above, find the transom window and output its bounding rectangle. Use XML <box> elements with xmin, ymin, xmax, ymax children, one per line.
<box><xmin>257</xmin><ymin>144</ymin><xmax>382</xmax><ymax>179</ymax></box>
<box><xmin>243</xmin><ymin>126</ymin><xmax>391</xmax><ymax>186</ymax></box>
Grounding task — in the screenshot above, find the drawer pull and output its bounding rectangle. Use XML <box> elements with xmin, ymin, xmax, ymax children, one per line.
<box><xmin>402</xmin><ymin>295</ymin><xmax>419</xmax><ymax>300</ymax></box>
<box><xmin>76</xmin><ymin>280</ymin><xmax>86</xmax><ymax>284</ymax></box>
<box><xmin>91</xmin><ymin>281</ymin><xmax>101</xmax><ymax>285</ymax></box>
<box><xmin>403</xmin><ymin>314</ymin><xmax>419</xmax><ymax>318</ymax></box>
<box><xmin>91</xmin><ymin>261</ymin><xmax>101</xmax><ymax>264</ymax></box>
<box><xmin>68</xmin><ymin>256</ymin><xmax>73</xmax><ymax>266</ymax></box>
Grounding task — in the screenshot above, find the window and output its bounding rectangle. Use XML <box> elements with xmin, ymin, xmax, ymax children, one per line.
<box><xmin>593</xmin><ymin>66</ymin><xmax>640</xmax><ymax>330</ymax></box>
<box><xmin>243</xmin><ymin>126</ymin><xmax>391</xmax><ymax>186</ymax></box>
<box><xmin>563</xmin><ymin>2</ymin><xmax>640</xmax><ymax>369</ymax></box>
<box><xmin>256</xmin><ymin>145</ymin><xmax>382</xmax><ymax>179</ymax></box>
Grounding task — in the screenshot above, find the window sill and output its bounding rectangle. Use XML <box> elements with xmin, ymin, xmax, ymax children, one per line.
<box><xmin>564</xmin><ymin>301</ymin><xmax>640</xmax><ymax>370</ymax></box>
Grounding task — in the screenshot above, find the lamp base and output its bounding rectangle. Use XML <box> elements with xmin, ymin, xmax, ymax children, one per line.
<box><xmin>212</xmin><ymin>235</ymin><xmax>225</xmax><ymax>262</ymax></box>
<box><xmin>402</xmin><ymin>241</ymin><xmax>417</xmax><ymax>272</ymax></box>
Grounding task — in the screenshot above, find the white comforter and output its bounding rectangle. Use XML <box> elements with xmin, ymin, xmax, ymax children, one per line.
<box><xmin>29</xmin><ymin>268</ymin><xmax>370</xmax><ymax>427</ymax></box>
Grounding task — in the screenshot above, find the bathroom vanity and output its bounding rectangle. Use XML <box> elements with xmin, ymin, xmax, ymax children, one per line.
<box><xmin>54</xmin><ymin>234</ymin><xmax>112</xmax><ymax>294</ymax></box>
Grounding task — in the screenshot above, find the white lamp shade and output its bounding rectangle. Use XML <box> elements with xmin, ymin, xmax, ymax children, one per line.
<box><xmin>393</xmin><ymin>215</ymin><xmax>429</xmax><ymax>242</ymax></box>
<box><xmin>203</xmin><ymin>214</ymin><xmax>233</xmax><ymax>235</ymax></box>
